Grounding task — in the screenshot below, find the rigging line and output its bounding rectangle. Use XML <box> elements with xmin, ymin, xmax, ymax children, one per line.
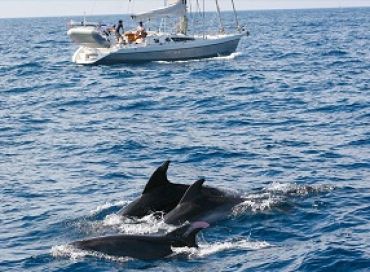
<box><xmin>189</xmin><ymin>0</ymin><xmax>200</xmax><ymax>30</ymax></box>
<box><xmin>131</xmin><ymin>0</ymin><xmax>136</xmax><ymax>16</ymax></box>
<box><xmin>196</xmin><ymin>0</ymin><xmax>201</xmax><ymax>13</ymax></box>
<box><xmin>192</xmin><ymin>0</ymin><xmax>201</xmax><ymax>31</ymax></box>
<box><xmin>230</xmin><ymin>0</ymin><xmax>241</xmax><ymax>31</ymax></box>
<box><xmin>189</xmin><ymin>0</ymin><xmax>194</xmax><ymax>34</ymax></box>
<box><xmin>89</xmin><ymin>0</ymin><xmax>97</xmax><ymax>17</ymax></box>
<box><xmin>127</xmin><ymin>0</ymin><xmax>132</xmax><ymax>15</ymax></box>
<box><xmin>163</xmin><ymin>0</ymin><xmax>167</xmax><ymax>33</ymax></box>
<box><xmin>214</xmin><ymin>0</ymin><xmax>225</xmax><ymax>33</ymax></box>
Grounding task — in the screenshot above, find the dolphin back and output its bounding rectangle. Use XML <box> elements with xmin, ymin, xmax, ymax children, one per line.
<box><xmin>164</xmin><ymin>179</ymin><xmax>243</xmax><ymax>225</ymax></box>
<box><xmin>142</xmin><ymin>160</ymin><xmax>171</xmax><ymax>194</ymax></box>
<box><xmin>178</xmin><ymin>179</ymin><xmax>205</xmax><ymax>203</ymax></box>
<box><xmin>119</xmin><ymin>160</ymin><xmax>188</xmax><ymax>217</ymax></box>
<box><xmin>71</xmin><ymin>222</ymin><xmax>209</xmax><ymax>259</ymax></box>
<box><xmin>72</xmin><ymin>235</ymin><xmax>174</xmax><ymax>259</ymax></box>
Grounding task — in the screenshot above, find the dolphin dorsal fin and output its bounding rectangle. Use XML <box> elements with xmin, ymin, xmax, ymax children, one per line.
<box><xmin>167</xmin><ymin>221</ymin><xmax>209</xmax><ymax>248</ymax></box>
<box><xmin>178</xmin><ymin>179</ymin><xmax>205</xmax><ymax>203</ymax></box>
<box><xmin>142</xmin><ymin>160</ymin><xmax>171</xmax><ymax>194</ymax></box>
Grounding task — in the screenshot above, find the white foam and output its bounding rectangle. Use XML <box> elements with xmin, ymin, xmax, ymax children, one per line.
<box><xmin>51</xmin><ymin>244</ymin><xmax>132</xmax><ymax>262</ymax></box>
<box><xmin>75</xmin><ymin>211</ymin><xmax>175</xmax><ymax>237</ymax></box>
<box><xmin>90</xmin><ymin>200</ymin><xmax>128</xmax><ymax>215</ymax></box>
<box><xmin>52</xmin><ymin>238</ymin><xmax>271</xmax><ymax>262</ymax></box>
<box><xmin>266</xmin><ymin>181</ymin><xmax>292</xmax><ymax>193</ymax></box>
<box><xmin>232</xmin><ymin>182</ymin><xmax>336</xmax><ymax>216</ymax></box>
<box><xmin>156</xmin><ymin>52</ymin><xmax>243</xmax><ymax>64</ymax></box>
<box><xmin>171</xmin><ymin>239</ymin><xmax>271</xmax><ymax>258</ymax></box>
<box><xmin>102</xmin><ymin>214</ymin><xmax>126</xmax><ymax>227</ymax></box>
<box><xmin>264</xmin><ymin>181</ymin><xmax>336</xmax><ymax>195</ymax></box>
<box><xmin>51</xmin><ymin>244</ymin><xmax>89</xmax><ymax>260</ymax></box>
<box><xmin>232</xmin><ymin>197</ymin><xmax>279</xmax><ymax>215</ymax></box>
<box><xmin>197</xmin><ymin>240</ymin><xmax>271</xmax><ymax>257</ymax></box>
<box><xmin>101</xmin><ymin>213</ymin><xmax>176</xmax><ymax>235</ymax></box>
<box><xmin>212</xmin><ymin>51</ymin><xmax>243</xmax><ymax>60</ymax></box>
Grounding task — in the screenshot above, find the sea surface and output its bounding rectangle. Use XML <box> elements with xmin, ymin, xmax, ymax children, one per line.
<box><xmin>1</xmin><ymin>7</ymin><xmax>370</xmax><ymax>272</ymax></box>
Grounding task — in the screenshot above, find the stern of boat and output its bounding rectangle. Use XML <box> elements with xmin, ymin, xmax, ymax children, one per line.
<box><xmin>72</xmin><ymin>46</ymin><xmax>111</xmax><ymax>65</ymax></box>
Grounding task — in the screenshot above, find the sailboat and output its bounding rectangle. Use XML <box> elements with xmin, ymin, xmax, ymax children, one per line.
<box><xmin>67</xmin><ymin>0</ymin><xmax>248</xmax><ymax>65</ymax></box>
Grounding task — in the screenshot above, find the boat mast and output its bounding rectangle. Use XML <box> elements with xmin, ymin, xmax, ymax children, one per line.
<box><xmin>230</xmin><ymin>0</ymin><xmax>241</xmax><ymax>31</ymax></box>
<box><xmin>179</xmin><ymin>0</ymin><xmax>188</xmax><ymax>34</ymax></box>
<box><xmin>202</xmin><ymin>0</ymin><xmax>205</xmax><ymax>38</ymax></box>
<box><xmin>163</xmin><ymin>0</ymin><xmax>167</xmax><ymax>33</ymax></box>
<box><xmin>214</xmin><ymin>0</ymin><xmax>225</xmax><ymax>33</ymax></box>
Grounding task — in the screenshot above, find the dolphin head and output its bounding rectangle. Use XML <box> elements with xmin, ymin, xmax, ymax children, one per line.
<box><xmin>164</xmin><ymin>178</ymin><xmax>243</xmax><ymax>225</ymax></box>
<box><xmin>164</xmin><ymin>179</ymin><xmax>206</xmax><ymax>225</ymax></box>
<box><xmin>167</xmin><ymin>221</ymin><xmax>210</xmax><ymax>248</ymax></box>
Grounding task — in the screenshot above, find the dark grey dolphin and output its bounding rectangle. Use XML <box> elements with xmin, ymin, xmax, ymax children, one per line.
<box><xmin>71</xmin><ymin>221</ymin><xmax>209</xmax><ymax>260</ymax></box>
<box><xmin>118</xmin><ymin>160</ymin><xmax>189</xmax><ymax>217</ymax></box>
<box><xmin>118</xmin><ymin>160</ymin><xmax>226</xmax><ymax>218</ymax></box>
<box><xmin>164</xmin><ymin>179</ymin><xmax>244</xmax><ymax>226</ymax></box>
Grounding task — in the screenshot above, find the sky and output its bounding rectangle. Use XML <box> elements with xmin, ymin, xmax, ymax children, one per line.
<box><xmin>0</xmin><ymin>0</ymin><xmax>369</xmax><ymax>19</ymax></box>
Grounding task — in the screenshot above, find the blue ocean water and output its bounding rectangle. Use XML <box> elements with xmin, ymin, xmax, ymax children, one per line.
<box><xmin>1</xmin><ymin>7</ymin><xmax>370</xmax><ymax>271</ymax></box>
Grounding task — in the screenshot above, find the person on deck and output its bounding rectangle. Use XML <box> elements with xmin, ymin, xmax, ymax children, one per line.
<box><xmin>135</xmin><ymin>21</ymin><xmax>147</xmax><ymax>40</ymax></box>
<box><xmin>115</xmin><ymin>20</ymin><xmax>124</xmax><ymax>43</ymax></box>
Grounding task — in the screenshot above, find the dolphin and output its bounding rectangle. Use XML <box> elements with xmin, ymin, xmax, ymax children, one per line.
<box><xmin>164</xmin><ymin>179</ymin><xmax>244</xmax><ymax>226</ymax></box>
<box><xmin>118</xmin><ymin>160</ymin><xmax>189</xmax><ymax>217</ymax></box>
<box><xmin>118</xmin><ymin>160</ymin><xmax>226</xmax><ymax>218</ymax></box>
<box><xmin>71</xmin><ymin>221</ymin><xmax>209</xmax><ymax>260</ymax></box>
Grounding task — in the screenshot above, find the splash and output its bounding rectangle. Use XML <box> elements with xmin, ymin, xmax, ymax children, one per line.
<box><xmin>101</xmin><ymin>213</ymin><xmax>176</xmax><ymax>234</ymax></box>
<box><xmin>232</xmin><ymin>196</ymin><xmax>280</xmax><ymax>215</ymax></box>
<box><xmin>73</xmin><ymin>210</ymin><xmax>176</xmax><ymax>237</ymax></box>
<box><xmin>90</xmin><ymin>200</ymin><xmax>129</xmax><ymax>215</ymax></box>
<box><xmin>51</xmin><ymin>244</ymin><xmax>131</xmax><ymax>262</ymax></box>
<box><xmin>51</xmin><ymin>244</ymin><xmax>90</xmax><ymax>260</ymax></box>
<box><xmin>264</xmin><ymin>182</ymin><xmax>336</xmax><ymax>196</ymax></box>
<box><xmin>196</xmin><ymin>239</ymin><xmax>271</xmax><ymax>257</ymax></box>
<box><xmin>52</xmin><ymin>238</ymin><xmax>271</xmax><ymax>262</ymax></box>
<box><xmin>211</xmin><ymin>52</ymin><xmax>243</xmax><ymax>61</ymax></box>
<box><xmin>172</xmin><ymin>239</ymin><xmax>272</xmax><ymax>258</ymax></box>
<box><xmin>156</xmin><ymin>52</ymin><xmax>243</xmax><ymax>64</ymax></box>
<box><xmin>232</xmin><ymin>182</ymin><xmax>336</xmax><ymax>216</ymax></box>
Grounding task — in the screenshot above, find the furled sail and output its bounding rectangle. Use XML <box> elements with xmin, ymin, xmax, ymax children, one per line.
<box><xmin>131</xmin><ymin>0</ymin><xmax>187</xmax><ymax>21</ymax></box>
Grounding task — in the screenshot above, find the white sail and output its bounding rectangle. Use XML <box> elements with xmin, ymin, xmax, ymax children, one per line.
<box><xmin>131</xmin><ymin>0</ymin><xmax>186</xmax><ymax>21</ymax></box>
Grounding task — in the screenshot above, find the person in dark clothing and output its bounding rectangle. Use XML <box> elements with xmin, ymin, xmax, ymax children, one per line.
<box><xmin>115</xmin><ymin>20</ymin><xmax>124</xmax><ymax>43</ymax></box>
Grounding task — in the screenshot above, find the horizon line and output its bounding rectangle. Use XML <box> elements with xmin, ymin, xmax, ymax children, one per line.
<box><xmin>0</xmin><ymin>5</ymin><xmax>369</xmax><ymax>20</ymax></box>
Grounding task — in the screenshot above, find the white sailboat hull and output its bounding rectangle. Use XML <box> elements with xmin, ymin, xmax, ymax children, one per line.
<box><xmin>72</xmin><ymin>34</ymin><xmax>244</xmax><ymax>65</ymax></box>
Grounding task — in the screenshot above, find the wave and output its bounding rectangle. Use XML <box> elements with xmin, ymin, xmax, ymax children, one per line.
<box><xmin>89</xmin><ymin>200</ymin><xmax>129</xmax><ymax>216</ymax></box>
<box><xmin>173</xmin><ymin>239</ymin><xmax>272</xmax><ymax>258</ymax></box>
<box><xmin>76</xmin><ymin>211</ymin><xmax>174</xmax><ymax>236</ymax></box>
<box><xmin>211</xmin><ymin>52</ymin><xmax>243</xmax><ymax>61</ymax></box>
<box><xmin>263</xmin><ymin>181</ymin><xmax>335</xmax><ymax>196</ymax></box>
<box><xmin>51</xmin><ymin>238</ymin><xmax>271</xmax><ymax>262</ymax></box>
<box><xmin>232</xmin><ymin>182</ymin><xmax>336</xmax><ymax>216</ymax></box>
<box><xmin>155</xmin><ymin>52</ymin><xmax>243</xmax><ymax>64</ymax></box>
<box><xmin>232</xmin><ymin>196</ymin><xmax>281</xmax><ymax>215</ymax></box>
<box><xmin>51</xmin><ymin>244</ymin><xmax>132</xmax><ymax>263</ymax></box>
<box><xmin>101</xmin><ymin>213</ymin><xmax>175</xmax><ymax>235</ymax></box>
